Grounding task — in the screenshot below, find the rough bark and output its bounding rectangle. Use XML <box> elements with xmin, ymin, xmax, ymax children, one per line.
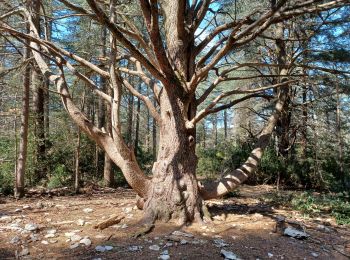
<box><xmin>15</xmin><ymin>32</ymin><xmax>30</xmax><ymax>198</ymax></box>
<box><xmin>28</xmin><ymin>0</ymin><xmax>46</xmax><ymax>182</ymax></box>
<box><xmin>143</xmin><ymin>91</ymin><xmax>202</xmax><ymax>223</ymax></box>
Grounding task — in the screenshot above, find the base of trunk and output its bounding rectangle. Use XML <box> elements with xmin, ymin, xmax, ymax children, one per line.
<box><xmin>142</xmin><ymin>165</ymin><xmax>203</xmax><ymax>224</ymax></box>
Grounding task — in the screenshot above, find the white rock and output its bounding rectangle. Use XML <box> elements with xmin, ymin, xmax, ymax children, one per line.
<box><xmin>159</xmin><ymin>250</ymin><xmax>170</xmax><ymax>260</ymax></box>
<box><xmin>30</xmin><ymin>234</ymin><xmax>39</xmax><ymax>242</ymax></box>
<box><xmin>284</xmin><ymin>227</ymin><xmax>309</xmax><ymax>239</ymax></box>
<box><xmin>213</xmin><ymin>239</ymin><xmax>229</xmax><ymax>248</ymax></box>
<box><xmin>83</xmin><ymin>208</ymin><xmax>93</xmax><ymax>213</ymax></box>
<box><xmin>121</xmin><ymin>224</ymin><xmax>128</xmax><ymax>229</ymax></box>
<box><xmin>316</xmin><ymin>225</ymin><xmax>331</xmax><ymax>233</ymax></box>
<box><xmin>41</xmin><ymin>240</ymin><xmax>49</xmax><ymax>245</ymax></box>
<box><xmin>180</xmin><ymin>239</ymin><xmax>188</xmax><ymax>245</ymax></box>
<box><xmin>95</xmin><ymin>245</ymin><xmax>106</xmax><ymax>252</ymax></box>
<box><xmin>165</xmin><ymin>242</ymin><xmax>173</xmax><ymax>247</ymax></box>
<box><xmin>172</xmin><ymin>231</ymin><xmax>194</xmax><ymax>238</ymax></box>
<box><xmin>80</xmin><ymin>237</ymin><xmax>92</xmax><ymax>246</ymax></box>
<box><xmin>23</xmin><ymin>205</ymin><xmax>31</xmax><ymax>210</ymax></box>
<box><xmin>14</xmin><ymin>208</ymin><xmax>22</xmax><ymax>213</ymax></box>
<box><xmin>311</xmin><ymin>252</ymin><xmax>319</xmax><ymax>257</ymax></box>
<box><xmin>70</xmin><ymin>234</ymin><xmax>82</xmax><ymax>242</ymax></box>
<box><xmin>149</xmin><ymin>245</ymin><xmax>160</xmax><ymax>251</ymax></box>
<box><xmin>49</xmin><ymin>239</ymin><xmax>58</xmax><ymax>244</ymax></box>
<box><xmin>45</xmin><ymin>234</ymin><xmax>55</xmax><ymax>238</ymax></box>
<box><xmin>0</xmin><ymin>215</ymin><xmax>11</xmax><ymax>222</ymax></box>
<box><xmin>92</xmin><ymin>258</ymin><xmax>102</xmax><ymax>260</ymax></box>
<box><xmin>161</xmin><ymin>250</ymin><xmax>169</xmax><ymax>255</ymax></box>
<box><xmin>128</xmin><ymin>245</ymin><xmax>143</xmax><ymax>252</ymax></box>
<box><xmin>77</xmin><ymin>219</ymin><xmax>85</xmax><ymax>226</ymax></box>
<box><xmin>221</xmin><ymin>249</ymin><xmax>240</xmax><ymax>260</ymax></box>
<box><xmin>47</xmin><ymin>229</ymin><xmax>57</xmax><ymax>234</ymax></box>
<box><xmin>10</xmin><ymin>236</ymin><xmax>20</xmax><ymax>244</ymax></box>
<box><xmin>268</xmin><ymin>253</ymin><xmax>274</xmax><ymax>258</ymax></box>
<box><xmin>105</xmin><ymin>245</ymin><xmax>113</xmax><ymax>251</ymax></box>
<box><xmin>25</xmin><ymin>223</ymin><xmax>39</xmax><ymax>231</ymax></box>
<box><xmin>70</xmin><ymin>243</ymin><xmax>79</xmax><ymax>249</ymax></box>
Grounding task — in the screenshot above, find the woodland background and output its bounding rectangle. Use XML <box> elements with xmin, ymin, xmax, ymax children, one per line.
<box><xmin>0</xmin><ymin>0</ymin><xmax>349</xmax><ymax>223</ymax></box>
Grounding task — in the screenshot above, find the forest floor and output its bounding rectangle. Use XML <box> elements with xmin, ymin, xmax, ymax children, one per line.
<box><xmin>0</xmin><ymin>185</ymin><xmax>349</xmax><ymax>260</ymax></box>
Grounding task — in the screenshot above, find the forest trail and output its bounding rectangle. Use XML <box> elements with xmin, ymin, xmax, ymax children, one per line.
<box><xmin>0</xmin><ymin>185</ymin><xmax>349</xmax><ymax>260</ymax></box>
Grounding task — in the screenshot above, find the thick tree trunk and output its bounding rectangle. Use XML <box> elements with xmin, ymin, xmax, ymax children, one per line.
<box><xmin>143</xmin><ymin>93</ymin><xmax>202</xmax><ymax>223</ymax></box>
<box><xmin>15</xmin><ymin>36</ymin><xmax>30</xmax><ymax>198</ymax></box>
<box><xmin>29</xmin><ymin>0</ymin><xmax>47</xmax><ymax>183</ymax></box>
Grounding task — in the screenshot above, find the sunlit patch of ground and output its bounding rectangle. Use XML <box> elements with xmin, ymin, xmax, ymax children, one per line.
<box><xmin>0</xmin><ymin>185</ymin><xmax>349</xmax><ymax>259</ymax></box>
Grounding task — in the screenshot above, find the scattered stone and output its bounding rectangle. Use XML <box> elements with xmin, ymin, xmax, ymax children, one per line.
<box><xmin>180</xmin><ymin>239</ymin><xmax>188</xmax><ymax>245</ymax></box>
<box><xmin>45</xmin><ymin>234</ymin><xmax>55</xmax><ymax>238</ymax></box>
<box><xmin>14</xmin><ymin>208</ymin><xmax>22</xmax><ymax>213</ymax></box>
<box><xmin>95</xmin><ymin>245</ymin><xmax>113</xmax><ymax>252</ymax></box>
<box><xmin>49</xmin><ymin>239</ymin><xmax>58</xmax><ymax>244</ymax></box>
<box><xmin>80</xmin><ymin>237</ymin><xmax>92</xmax><ymax>246</ymax></box>
<box><xmin>105</xmin><ymin>245</ymin><xmax>113</xmax><ymax>251</ymax></box>
<box><xmin>83</xmin><ymin>208</ymin><xmax>93</xmax><ymax>213</ymax></box>
<box><xmin>70</xmin><ymin>234</ymin><xmax>82</xmax><ymax>242</ymax></box>
<box><xmin>92</xmin><ymin>258</ymin><xmax>102</xmax><ymax>260</ymax></box>
<box><xmin>10</xmin><ymin>236</ymin><xmax>20</xmax><ymax>244</ymax></box>
<box><xmin>221</xmin><ymin>249</ymin><xmax>240</xmax><ymax>260</ymax></box>
<box><xmin>9</xmin><ymin>223</ymin><xmax>22</xmax><ymax>231</ymax></box>
<box><xmin>165</xmin><ymin>242</ymin><xmax>173</xmax><ymax>247</ymax></box>
<box><xmin>0</xmin><ymin>215</ymin><xmax>11</xmax><ymax>222</ymax></box>
<box><xmin>283</xmin><ymin>227</ymin><xmax>309</xmax><ymax>239</ymax></box>
<box><xmin>128</xmin><ymin>245</ymin><xmax>143</xmax><ymax>252</ymax></box>
<box><xmin>77</xmin><ymin>219</ymin><xmax>85</xmax><ymax>226</ymax></box>
<box><xmin>47</xmin><ymin>229</ymin><xmax>57</xmax><ymax>235</ymax></box>
<box><xmin>22</xmin><ymin>205</ymin><xmax>31</xmax><ymax>210</ymax></box>
<box><xmin>268</xmin><ymin>252</ymin><xmax>274</xmax><ymax>258</ymax></box>
<box><xmin>25</xmin><ymin>223</ymin><xmax>39</xmax><ymax>232</ymax></box>
<box><xmin>213</xmin><ymin>238</ymin><xmax>229</xmax><ymax>248</ymax></box>
<box><xmin>316</xmin><ymin>224</ymin><xmax>331</xmax><ymax>233</ymax></box>
<box><xmin>30</xmin><ymin>233</ymin><xmax>39</xmax><ymax>242</ymax></box>
<box><xmin>149</xmin><ymin>245</ymin><xmax>160</xmax><ymax>251</ymax></box>
<box><xmin>159</xmin><ymin>250</ymin><xmax>170</xmax><ymax>260</ymax></box>
<box><xmin>311</xmin><ymin>252</ymin><xmax>319</xmax><ymax>257</ymax></box>
<box><xmin>172</xmin><ymin>231</ymin><xmax>194</xmax><ymax>238</ymax></box>
<box><xmin>70</xmin><ymin>243</ymin><xmax>80</xmax><ymax>249</ymax></box>
<box><xmin>95</xmin><ymin>245</ymin><xmax>106</xmax><ymax>252</ymax></box>
<box><xmin>41</xmin><ymin>240</ymin><xmax>49</xmax><ymax>245</ymax></box>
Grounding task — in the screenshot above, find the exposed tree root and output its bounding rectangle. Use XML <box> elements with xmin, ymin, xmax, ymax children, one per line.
<box><xmin>130</xmin><ymin>223</ymin><xmax>155</xmax><ymax>238</ymax></box>
<box><xmin>201</xmin><ymin>203</ymin><xmax>212</xmax><ymax>222</ymax></box>
<box><xmin>93</xmin><ymin>214</ymin><xmax>125</xmax><ymax>230</ymax></box>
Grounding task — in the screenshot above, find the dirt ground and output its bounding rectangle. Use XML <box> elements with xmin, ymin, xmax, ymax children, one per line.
<box><xmin>0</xmin><ymin>185</ymin><xmax>349</xmax><ymax>260</ymax></box>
